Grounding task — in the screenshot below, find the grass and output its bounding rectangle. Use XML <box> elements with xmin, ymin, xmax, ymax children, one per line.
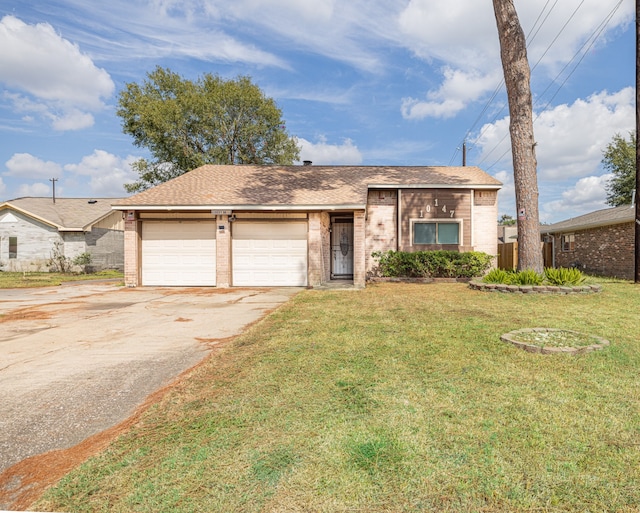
<box><xmin>34</xmin><ymin>279</ymin><xmax>640</xmax><ymax>512</ymax></box>
<box><xmin>0</xmin><ymin>270</ymin><xmax>123</xmax><ymax>288</ymax></box>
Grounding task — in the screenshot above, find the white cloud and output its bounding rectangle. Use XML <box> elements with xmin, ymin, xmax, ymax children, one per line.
<box><xmin>540</xmin><ymin>174</ymin><xmax>612</xmax><ymax>223</ymax></box>
<box><xmin>476</xmin><ymin>87</ymin><xmax>633</xmax><ymax>222</ymax></box>
<box><xmin>4</xmin><ymin>153</ymin><xmax>63</xmax><ymax>179</ymax></box>
<box><xmin>475</xmin><ymin>87</ymin><xmax>635</xmax><ymax>180</ymax></box>
<box><xmin>396</xmin><ymin>0</ymin><xmax>633</xmax><ymax>120</ymax></box>
<box><xmin>298</xmin><ymin>137</ymin><xmax>363</xmax><ymax>165</ymax></box>
<box><xmin>401</xmin><ymin>68</ymin><xmax>502</xmax><ymax>120</ymax></box>
<box><xmin>17</xmin><ymin>182</ymin><xmax>51</xmax><ymax>197</ymax></box>
<box><xmin>64</xmin><ymin>150</ymin><xmax>139</xmax><ymax>197</ymax></box>
<box><xmin>0</xmin><ymin>177</ymin><xmax>5</xmax><ymax>196</ymax></box>
<box><xmin>493</xmin><ymin>170</ymin><xmax>515</xmax><ymax>217</ymax></box>
<box><xmin>0</xmin><ymin>15</ymin><xmax>114</xmax><ymax>131</ymax></box>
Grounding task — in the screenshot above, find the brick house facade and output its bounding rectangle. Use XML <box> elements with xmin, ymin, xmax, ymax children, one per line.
<box><xmin>113</xmin><ymin>164</ymin><xmax>501</xmax><ymax>288</ymax></box>
<box><xmin>542</xmin><ymin>205</ymin><xmax>635</xmax><ymax>280</ymax></box>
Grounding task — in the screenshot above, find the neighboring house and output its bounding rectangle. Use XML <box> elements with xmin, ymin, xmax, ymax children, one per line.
<box><xmin>541</xmin><ymin>204</ymin><xmax>635</xmax><ymax>280</ymax></box>
<box><xmin>112</xmin><ymin>164</ymin><xmax>502</xmax><ymax>288</ymax></box>
<box><xmin>0</xmin><ymin>197</ymin><xmax>125</xmax><ymax>272</ymax></box>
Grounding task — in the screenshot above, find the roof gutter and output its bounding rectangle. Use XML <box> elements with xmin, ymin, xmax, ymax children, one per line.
<box><xmin>112</xmin><ymin>204</ymin><xmax>367</xmax><ymax>212</ymax></box>
<box><xmin>367</xmin><ymin>184</ymin><xmax>502</xmax><ymax>190</ymax></box>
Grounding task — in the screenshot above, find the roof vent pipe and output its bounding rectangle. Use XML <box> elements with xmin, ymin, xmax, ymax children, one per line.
<box><xmin>303</xmin><ymin>160</ymin><xmax>312</xmax><ymax>166</ymax></box>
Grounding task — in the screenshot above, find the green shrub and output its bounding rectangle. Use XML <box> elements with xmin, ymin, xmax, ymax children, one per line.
<box><xmin>482</xmin><ymin>268</ymin><xmax>515</xmax><ymax>284</ymax></box>
<box><xmin>544</xmin><ymin>267</ymin><xmax>586</xmax><ymax>286</ymax></box>
<box><xmin>511</xmin><ymin>269</ymin><xmax>544</xmax><ymax>285</ymax></box>
<box><xmin>371</xmin><ymin>250</ymin><xmax>493</xmax><ymax>279</ymax></box>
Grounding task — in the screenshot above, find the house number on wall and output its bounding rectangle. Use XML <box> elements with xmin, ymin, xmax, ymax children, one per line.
<box><xmin>424</xmin><ymin>202</ymin><xmax>455</xmax><ymax>218</ymax></box>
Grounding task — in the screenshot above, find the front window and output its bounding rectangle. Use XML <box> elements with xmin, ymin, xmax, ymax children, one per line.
<box><xmin>560</xmin><ymin>234</ymin><xmax>575</xmax><ymax>252</ymax></box>
<box><xmin>413</xmin><ymin>222</ymin><xmax>460</xmax><ymax>245</ymax></box>
<box><xmin>9</xmin><ymin>236</ymin><xmax>17</xmax><ymax>259</ymax></box>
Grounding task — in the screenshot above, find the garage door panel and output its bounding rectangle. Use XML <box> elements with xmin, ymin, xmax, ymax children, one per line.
<box><xmin>232</xmin><ymin>222</ymin><xmax>307</xmax><ymax>286</ymax></box>
<box><xmin>142</xmin><ymin>221</ymin><xmax>216</xmax><ymax>286</ymax></box>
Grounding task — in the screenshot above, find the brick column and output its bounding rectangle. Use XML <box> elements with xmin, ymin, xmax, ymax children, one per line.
<box><xmin>353</xmin><ymin>210</ymin><xmax>366</xmax><ymax>288</ymax></box>
<box><xmin>307</xmin><ymin>213</ymin><xmax>322</xmax><ymax>287</ymax></box>
<box><xmin>123</xmin><ymin>213</ymin><xmax>140</xmax><ymax>287</ymax></box>
<box><xmin>216</xmin><ymin>215</ymin><xmax>231</xmax><ymax>288</ymax></box>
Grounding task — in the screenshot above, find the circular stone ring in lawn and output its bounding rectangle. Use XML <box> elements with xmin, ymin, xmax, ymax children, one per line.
<box><xmin>501</xmin><ymin>328</ymin><xmax>610</xmax><ymax>355</ymax></box>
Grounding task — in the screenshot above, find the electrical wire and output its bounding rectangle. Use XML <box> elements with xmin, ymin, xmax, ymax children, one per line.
<box><xmin>448</xmin><ymin>0</ymin><xmax>558</xmax><ymax>166</ymax></box>
<box><xmin>474</xmin><ymin>0</ymin><xmax>626</xmax><ymax>172</ymax></box>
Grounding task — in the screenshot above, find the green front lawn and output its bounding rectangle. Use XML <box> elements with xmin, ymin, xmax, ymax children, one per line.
<box><xmin>0</xmin><ymin>270</ymin><xmax>123</xmax><ymax>288</ymax></box>
<box><xmin>36</xmin><ymin>280</ymin><xmax>640</xmax><ymax>512</ymax></box>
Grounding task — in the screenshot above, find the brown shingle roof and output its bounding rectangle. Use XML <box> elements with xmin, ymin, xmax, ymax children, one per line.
<box><xmin>542</xmin><ymin>205</ymin><xmax>635</xmax><ymax>233</ymax></box>
<box><xmin>113</xmin><ymin>165</ymin><xmax>502</xmax><ymax>208</ymax></box>
<box><xmin>0</xmin><ymin>197</ymin><xmax>123</xmax><ymax>230</ymax></box>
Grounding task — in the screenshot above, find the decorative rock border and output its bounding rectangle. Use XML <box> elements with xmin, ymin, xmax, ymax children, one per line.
<box><xmin>469</xmin><ymin>281</ymin><xmax>602</xmax><ymax>294</ymax></box>
<box><xmin>501</xmin><ymin>327</ymin><xmax>610</xmax><ymax>355</ymax></box>
<box><xmin>368</xmin><ymin>277</ymin><xmax>472</xmax><ymax>284</ymax></box>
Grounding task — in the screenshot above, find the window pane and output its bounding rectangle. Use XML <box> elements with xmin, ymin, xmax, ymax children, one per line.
<box><xmin>414</xmin><ymin>223</ymin><xmax>436</xmax><ymax>244</ymax></box>
<box><xmin>9</xmin><ymin>236</ymin><xmax>17</xmax><ymax>259</ymax></box>
<box><xmin>438</xmin><ymin>223</ymin><xmax>459</xmax><ymax>244</ymax></box>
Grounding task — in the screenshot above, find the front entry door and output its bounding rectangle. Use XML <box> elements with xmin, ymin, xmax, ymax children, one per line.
<box><xmin>331</xmin><ymin>218</ymin><xmax>354</xmax><ymax>278</ymax></box>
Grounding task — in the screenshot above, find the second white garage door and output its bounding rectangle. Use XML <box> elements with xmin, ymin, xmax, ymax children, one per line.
<box><xmin>142</xmin><ymin>221</ymin><xmax>216</xmax><ymax>286</ymax></box>
<box><xmin>232</xmin><ymin>222</ymin><xmax>308</xmax><ymax>286</ymax></box>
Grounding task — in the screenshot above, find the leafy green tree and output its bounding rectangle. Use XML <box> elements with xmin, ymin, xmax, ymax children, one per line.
<box><xmin>117</xmin><ymin>67</ymin><xmax>300</xmax><ymax>192</ymax></box>
<box><xmin>603</xmin><ymin>131</ymin><xmax>636</xmax><ymax>206</ymax></box>
<box><xmin>498</xmin><ymin>214</ymin><xmax>516</xmax><ymax>226</ymax></box>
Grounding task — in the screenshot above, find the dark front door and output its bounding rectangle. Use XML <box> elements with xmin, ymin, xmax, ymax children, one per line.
<box><xmin>331</xmin><ymin>218</ymin><xmax>354</xmax><ymax>279</ymax></box>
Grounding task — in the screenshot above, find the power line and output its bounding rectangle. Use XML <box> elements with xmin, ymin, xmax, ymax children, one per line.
<box><xmin>448</xmin><ymin>0</ymin><xmax>559</xmax><ymax>166</ymax></box>
<box><xmin>476</xmin><ymin>0</ymin><xmax>626</xmax><ymax>172</ymax></box>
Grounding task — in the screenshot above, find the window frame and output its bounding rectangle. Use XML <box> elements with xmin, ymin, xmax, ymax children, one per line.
<box><xmin>560</xmin><ymin>233</ymin><xmax>575</xmax><ymax>252</ymax></box>
<box><xmin>411</xmin><ymin>219</ymin><xmax>462</xmax><ymax>246</ymax></box>
<box><xmin>8</xmin><ymin>236</ymin><xmax>17</xmax><ymax>259</ymax></box>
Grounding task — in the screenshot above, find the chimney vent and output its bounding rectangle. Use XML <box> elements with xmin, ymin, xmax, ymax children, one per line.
<box><xmin>303</xmin><ymin>160</ymin><xmax>312</xmax><ymax>166</ymax></box>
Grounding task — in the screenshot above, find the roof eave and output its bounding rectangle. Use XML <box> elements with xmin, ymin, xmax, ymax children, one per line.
<box><xmin>368</xmin><ymin>183</ymin><xmax>502</xmax><ymax>189</ymax></box>
<box><xmin>0</xmin><ymin>203</ymin><xmax>62</xmax><ymax>230</ymax></box>
<box><xmin>543</xmin><ymin>216</ymin><xmax>635</xmax><ymax>234</ymax></box>
<box><xmin>112</xmin><ymin>204</ymin><xmax>367</xmax><ymax>211</ymax></box>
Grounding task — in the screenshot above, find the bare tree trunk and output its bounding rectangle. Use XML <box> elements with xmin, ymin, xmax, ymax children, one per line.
<box><xmin>493</xmin><ymin>0</ymin><xmax>544</xmax><ymax>273</ymax></box>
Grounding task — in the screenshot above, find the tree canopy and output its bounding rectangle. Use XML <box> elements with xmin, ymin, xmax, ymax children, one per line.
<box><xmin>117</xmin><ymin>67</ymin><xmax>300</xmax><ymax>192</ymax></box>
<box><xmin>603</xmin><ymin>131</ymin><xmax>636</xmax><ymax>207</ymax></box>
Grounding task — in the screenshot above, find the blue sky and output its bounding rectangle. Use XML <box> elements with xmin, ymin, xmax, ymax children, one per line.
<box><xmin>0</xmin><ymin>0</ymin><xmax>634</xmax><ymax>223</ymax></box>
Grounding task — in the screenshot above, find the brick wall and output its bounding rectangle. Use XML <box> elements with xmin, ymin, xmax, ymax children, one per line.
<box><xmin>353</xmin><ymin>210</ymin><xmax>366</xmax><ymax>287</ymax></box>
<box><xmin>366</xmin><ymin>190</ymin><xmax>397</xmax><ymax>274</ymax></box>
<box><xmin>123</xmin><ymin>217</ymin><xmax>140</xmax><ymax>286</ymax></box>
<box><xmin>472</xmin><ymin>190</ymin><xmax>499</xmax><ymax>263</ymax></box>
<box><xmin>308</xmin><ymin>213</ymin><xmax>323</xmax><ymax>286</ymax></box>
<box><xmin>553</xmin><ymin>221</ymin><xmax>634</xmax><ymax>279</ymax></box>
<box><xmin>216</xmin><ymin>215</ymin><xmax>230</xmax><ymax>287</ymax></box>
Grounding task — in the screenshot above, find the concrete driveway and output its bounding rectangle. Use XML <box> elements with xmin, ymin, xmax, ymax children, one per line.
<box><xmin>0</xmin><ymin>283</ymin><xmax>299</xmax><ymax>474</ymax></box>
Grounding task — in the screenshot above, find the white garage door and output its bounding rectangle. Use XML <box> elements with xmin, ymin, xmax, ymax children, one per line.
<box><xmin>232</xmin><ymin>222</ymin><xmax>307</xmax><ymax>286</ymax></box>
<box><xmin>142</xmin><ymin>221</ymin><xmax>216</xmax><ymax>286</ymax></box>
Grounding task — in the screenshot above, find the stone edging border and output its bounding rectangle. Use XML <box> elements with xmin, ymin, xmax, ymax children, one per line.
<box><xmin>469</xmin><ymin>281</ymin><xmax>602</xmax><ymax>294</ymax></box>
<box><xmin>501</xmin><ymin>328</ymin><xmax>610</xmax><ymax>355</ymax></box>
<box><xmin>367</xmin><ymin>277</ymin><xmax>471</xmax><ymax>284</ymax></box>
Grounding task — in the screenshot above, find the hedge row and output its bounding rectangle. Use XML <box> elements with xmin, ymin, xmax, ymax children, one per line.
<box><xmin>371</xmin><ymin>250</ymin><xmax>493</xmax><ymax>279</ymax></box>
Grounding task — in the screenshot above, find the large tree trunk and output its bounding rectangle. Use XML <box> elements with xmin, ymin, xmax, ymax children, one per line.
<box><xmin>493</xmin><ymin>0</ymin><xmax>544</xmax><ymax>273</ymax></box>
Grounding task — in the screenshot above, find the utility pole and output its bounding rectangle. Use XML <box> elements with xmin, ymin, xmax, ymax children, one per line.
<box><xmin>462</xmin><ymin>141</ymin><xmax>467</xmax><ymax>166</ymax></box>
<box><xmin>636</xmin><ymin>0</ymin><xmax>640</xmax><ymax>283</ymax></box>
<box><xmin>49</xmin><ymin>178</ymin><xmax>58</xmax><ymax>204</ymax></box>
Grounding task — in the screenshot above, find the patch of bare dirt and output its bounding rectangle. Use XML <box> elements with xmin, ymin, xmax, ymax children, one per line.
<box><xmin>0</xmin><ymin>353</ymin><xmax>216</xmax><ymax>511</ymax></box>
<box><xmin>0</xmin><ymin>301</ymin><xmax>84</xmax><ymax>324</ymax></box>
